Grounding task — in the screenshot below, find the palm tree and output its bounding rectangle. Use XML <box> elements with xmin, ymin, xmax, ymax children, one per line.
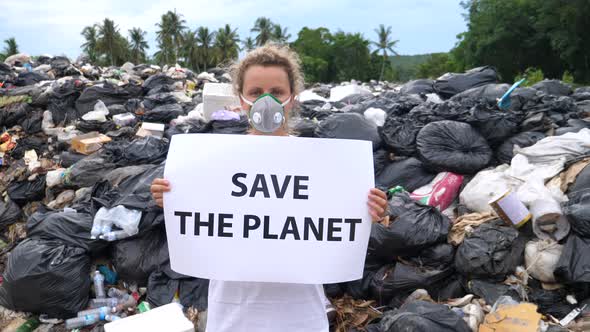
<box><xmin>196</xmin><ymin>26</ymin><xmax>215</xmax><ymax>71</ymax></box>
<box><xmin>372</xmin><ymin>24</ymin><xmax>399</xmax><ymax>82</ymax></box>
<box><xmin>242</xmin><ymin>37</ymin><xmax>255</xmax><ymax>52</ymax></box>
<box><xmin>251</xmin><ymin>17</ymin><xmax>274</xmax><ymax>46</ymax></box>
<box><xmin>97</xmin><ymin>18</ymin><xmax>124</xmax><ymax>66</ymax></box>
<box><xmin>155</xmin><ymin>10</ymin><xmax>186</xmax><ymax>64</ymax></box>
<box><xmin>128</xmin><ymin>27</ymin><xmax>149</xmax><ymax>64</ymax></box>
<box><xmin>272</xmin><ymin>25</ymin><xmax>291</xmax><ymax>44</ymax></box>
<box><xmin>81</xmin><ymin>26</ymin><xmax>99</xmax><ymax>63</ymax></box>
<box><xmin>181</xmin><ymin>30</ymin><xmax>199</xmax><ymax>72</ymax></box>
<box><xmin>3</xmin><ymin>38</ymin><xmax>19</xmax><ymax>57</ymax></box>
<box><xmin>214</xmin><ymin>24</ymin><xmax>240</xmax><ymax>64</ymax></box>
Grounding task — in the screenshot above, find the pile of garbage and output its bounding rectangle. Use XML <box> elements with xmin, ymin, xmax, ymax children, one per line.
<box><xmin>0</xmin><ymin>53</ymin><xmax>589</xmax><ymax>332</ymax></box>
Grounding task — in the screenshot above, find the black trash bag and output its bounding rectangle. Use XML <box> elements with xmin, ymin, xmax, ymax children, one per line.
<box><xmin>416</xmin><ymin>120</ymin><xmax>493</xmax><ymax>174</ymax></box>
<box><xmin>15</xmin><ymin>72</ymin><xmax>50</xmax><ymax>86</ymax></box>
<box><xmin>375</xmin><ymin>157</ymin><xmax>436</xmax><ymax>192</ymax></box>
<box><xmin>147</xmin><ymin>270</ymin><xmax>208</xmax><ymax>310</ymax></box>
<box><xmin>0</xmin><ymin>102</ymin><xmax>30</xmax><ymax>128</ymax></box>
<box><xmin>65</xmin><ymin>156</ymin><xmax>117</xmax><ymax>188</ymax></box>
<box><xmin>466</xmin><ymin>104</ymin><xmax>522</xmax><ymax>147</ymax></box>
<box><xmin>563</xmin><ymin>190</ymin><xmax>590</xmax><ymax>237</ymax></box>
<box><xmin>532</xmin><ymin>80</ymin><xmax>572</xmax><ymax>96</ymax></box>
<box><xmin>49</xmin><ymin>56</ymin><xmax>71</xmax><ymax>76</ymax></box>
<box><xmin>368</xmin><ymin>192</ymin><xmax>450</xmax><ymax>259</ymax></box>
<box><xmin>9</xmin><ymin>135</ymin><xmax>46</xmax><ymax>160</ymax></box>
<box><xmin>27</xmin><ymin>208</ymin><xmax>109</xmax><ymax>254</ymax></box>
<box><xmin>21</xmin><ymin>110</ymin><xmax>43</xmax><ymax>134</ymax></box>
<box><xmin>143</xmin><ymin>73</ymin><xmax>176</xmax><ymax>92</ymax></box>
<box><xmin>165</xmin><ymin>118</ymin><xmax>208</xmax><ymax>138</ymax></box>
<box><xmin>0</xmin><ymin>238</ymin><xmax>91</xmax><ymax>318</ymax></box>
<box><xmin>450</xmin><ymin>83</ymin><xmax>510</xmax><ymax>104</ymax></box>
<box><xmin>143</xmin><ymin>93</ymin><xmax>178</xmax><ymax>110</ymax></box>
<box><xmin>103</xmin><ymin>137</ymin><xmax>168</xmax><ymax>167</ymax></box>
<box><xmin>380</xmin><ymin>301</ymin><xmax>471</xmax><ymax>332</ymax></box>
<box><xmin>400</xmin><ymin>79</ymin><xmax>434</xmax><ymax>95</ymax></box>
<box><xmin>0</xmin><ymin>199</ymin><xmax>21</xmax><ymax>231</ymax></box>
<box><xmin>467</xmin><ymin>279</ymin><xmax>523</xmax><ymax>304</ymax></box>
<box><xmin>373</xmin><ymin>149</ymin><xmax>391</xmax><ymax>176</ymax></box>
<box><xmin>433</xmin><ymin>66</ymin><xmax>499</xmax><ymax>99</ymax></box>
<box><xmin>343</xmin><ymin>270</ymin><xmax>376</xmax><ymax>300</ymax></box>
<box><xmin>430</xmin><ymin>276</ymin><xmax>467</xmax><ymax>302</ymax></box>
<box><xmin>291</xmin><ymin>118</ymin><xmax>317</xmax><ymax>137</ymax></box>
<box><xmin>59</xmin><ymin>151</ymin><xmax>87</xmax><ymax>168</ymax></box>
<box><xmin>404</xmin><ymin>243</ymin><xmax>456</xmax><ymax>270</ymax></box>
<box><xmin>209</xmin><ymin>116</ymin><xmax>249</xmax><ymax>135</ymax></box>
<box><xmin>324</xmin><ymin>283</ymin><xmax>345</xmax><ymax>299</ymax></box>
<box><xmin>370</xmin><ymin>262</ymin><xmax>454</xmax><ymax>306</ymax></box>
<box><xmin>315</xmin><ymin>113</ymin><xmax>382</xmax><ymax>150</ymax></box>
<box><xmin>76</xmin><ymin>119</ymin><xmax>117</xmax><ymax>133</ymax></box>
<box><xmin>112</xmin><ymin>225</ymin><xmax>169</xmax><ymax>286</ymax></box>
<box><xmin>7</xmin><ymin>175</ymin><xmax>46</xmax><ymax>206</ymax></box>
<box><xmin>528</xmin><ymin>288</ymin><xmax>574</xmax><ymax>319</ymax></box>
<box><xmin>455</xmin><ymin>220</ymin><xmax>525</xmax><ymax>279</ymax></box>
<box><xmin>379</xmin><ymin>117</ymin><xmax>422</xmax><ymax>155</ymax></box>
<box><xmin>554</xmin><ymin>234</ymin><xmax>590</xmax><ymax>283</ymax></box>
<box><xmin>496</xmin><ymin>132</ymin><xmax>546</xmax><ymax>165</ymax></box>
<box><xmin>143</xmin><ymin>103</ymin><xmax>184</xmax><ymax>123</ymax></box>
<box><xmin>113</xmin><ymin>164</ymin><xmax>165</xmax><ymax>212</ymax></box>
<box><xmin>75</xmin><ymin>83</ymin><xmax>143</xmax><ymax>117</ymax></box>
<box><xmin>570</xmin><ymin>164</ymin><xmax>590</xmax><ymax>193</ymax></box>
<box><xmin>125</xmin><ymin>98</ymin><xmax>142</xmax><ymax>113</ymax></box>
<box><xmin>48</xmin><ymin>79</ymin><xmax>84</xmax><ymax>125</ymax></box>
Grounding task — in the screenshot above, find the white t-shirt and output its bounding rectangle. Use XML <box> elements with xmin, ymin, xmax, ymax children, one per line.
<box><xmin>206</xmin><ymin>280</ymin><xmax>329</xmax><ymax>332</ymax></box>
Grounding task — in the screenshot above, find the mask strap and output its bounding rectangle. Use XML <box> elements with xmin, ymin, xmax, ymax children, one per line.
<box><xmin>240</xmin><ymin>94</ymin><xmax>254</xmax><ymax>106</ymax></box>
<box><xmin>280</xmin><ymin>95</ymin><xmax>292</xmax><ymax>107</ymax></box>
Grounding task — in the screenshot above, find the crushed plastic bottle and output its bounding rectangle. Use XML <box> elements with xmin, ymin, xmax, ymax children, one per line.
<box><xmin>99</xmin><ymin>230</ymin><xmax>132</xmax><ymax>242</ymax></box>
<box><xmin>89</xmin><ymin>297</ymin><xmax>118</xmax><ymax>308</ymax></box>
<box><xmin>93</xmin><ymin>270</ymin><xmax>106</xmax><ymax>298</ymax></box>
<box><xmin>65</xmin><ymin>314</ymin><xmax>101</xmax><ymax>329</ymax></box>
<box><xmin>77</xmin><ymin>306</ymin><xmax>116</xmax><ymax>317</ymax></box>
<box><xmin>107</xmin><ymin>287</ymin><xmax>128</xmax><ymax>299</ymax></box>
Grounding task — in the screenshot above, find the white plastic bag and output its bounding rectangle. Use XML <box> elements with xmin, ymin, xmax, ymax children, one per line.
<box><xmin>46</xmin><ymin>168</ymin><xmax>66</xmax><ymax>188</ymax></box>
<box><xmin>93</xmin><ymin>205</ymin><xmax>142</xmax><ymax>239</ymax></box>
<box><xmin>525</xmin><ymin>240</ymin><xmax>563</xmax><ymax>283</ymax></box>
<box><xmin>364</xmin><ymin>108</ymin><xmax>387</xmax><ymax>127</ymax></box>
<box><xmin>82</xmin><ymin>100</ymin><xmax>109</xmax><ymax>122</ymax></box>
<box><xmin>459</xmin><ymin>165</ymin><xmax>523</xmax><ymax>213</ymax></box>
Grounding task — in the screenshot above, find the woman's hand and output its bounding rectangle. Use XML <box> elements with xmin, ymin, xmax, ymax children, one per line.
<box><xmin>151</xmin><ymin>178</ymin><xmax>171</xmax><ymax>208</ymax></box>
<box><xmin>368</xmin><ymin>188</ymin><xmax>388</xmax><ymax>223</ymax></box>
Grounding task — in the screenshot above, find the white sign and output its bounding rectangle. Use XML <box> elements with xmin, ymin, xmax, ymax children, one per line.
<box><xmin>163</xmin><ymin>134</ymin><xmax>374</xmax><ymax>284</ymax></box>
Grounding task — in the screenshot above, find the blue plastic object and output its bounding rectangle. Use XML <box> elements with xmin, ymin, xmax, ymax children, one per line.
<box><xmin>498</xmin><ymin>78</ymin><xmax>526</xmax><ymax>110</ymax></box>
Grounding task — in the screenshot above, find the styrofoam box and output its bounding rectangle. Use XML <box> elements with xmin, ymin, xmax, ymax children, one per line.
<box><xmin>104</xmin><ymin>303</ymin><xmax>194</xmax><ymax>332</ymax></box>
<box><xmin>329</xmin><ymin>84</ymin><xmax>372</xmax><ymax>102</ymax></box>
<box><xmin>203</xmin><ymin>83</ymin><xmax>240</xmax><ymax>121</ymax></box>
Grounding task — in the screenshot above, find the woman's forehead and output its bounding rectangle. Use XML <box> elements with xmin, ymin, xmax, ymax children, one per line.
<box><xmin>243</xmin><ymin>65</ymin><xmax>290</xmax><ymax>89</ymax></box>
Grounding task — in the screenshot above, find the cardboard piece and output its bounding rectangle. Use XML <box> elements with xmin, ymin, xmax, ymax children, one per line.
<box><xmin>479</xmin><ymin>303</ymin><xmax>541</xmax><ymax>332</ymax></box>
<box><xmin>136</xmin><ymin>122</ymin><xmax>165</xmax><ymax>138</ymax></box>
<box><xmin>71</xmin><ymin>132</ymin><xmax>111</xmax><ymax>155</ymax></box>
<box><xmin>202</xmin><ymin>83</ymin><xmax>240</xmax><ymax>121</ymax></box>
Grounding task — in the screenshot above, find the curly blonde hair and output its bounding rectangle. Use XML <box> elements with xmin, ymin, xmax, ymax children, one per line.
<box><xmin>229</xmin><ymin>43</ymin><xmax>304</xmax><ymax>97</ymax></box>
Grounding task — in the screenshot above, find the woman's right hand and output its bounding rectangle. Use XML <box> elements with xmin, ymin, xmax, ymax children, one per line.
<box><xmin>151</xmin><ymin>178</ymin><xmax>170</xmax><ymax>208</ymax></box>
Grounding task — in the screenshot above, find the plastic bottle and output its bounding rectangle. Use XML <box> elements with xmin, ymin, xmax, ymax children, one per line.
<box><xmin>64</xmin><ymin>314</ymin><xmax>101</xmax><ymax>329</ymax></box>
<box><xmin>105</xmin><ymin>314</ymin><xmax>121</xmax><ymax>322</ymax></box>
<box><xmin>115</xmin><ymin>294</ymin><xmax>137</xmax><ymax>312</ymax></box>
<box><xmin>107</xmin><ymin>287</ymin><xmax>128</xmax><ymax>299</ymax></box>
<box><xmin>77</xmin><ymin>306</ymin><xmax>116</xmax><ymax>317</ymax></box>
<box><xmin>90</xmin><ymin>218</ymin><xmax>103</xmax><ymax>240</ymax></box>
<box><xmin>93</xmin><ymin>271</ymin><xmax>106</xmax><ymax>298</ymax></box>
<box><xmin>89</xmin><ymin>297</ymin><xmax>118</xmax><ymax>308</ymax></box>
<box><xmin>99</xmin><ymin>230</ymin><xmax>131</xmax><ymax>242</ymax></box>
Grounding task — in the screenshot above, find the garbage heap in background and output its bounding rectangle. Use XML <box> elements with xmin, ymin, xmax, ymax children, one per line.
<box><xmin>0</xmin><ymin>53</ymin><xmax>589</xmax><ymax>331</ymax></box>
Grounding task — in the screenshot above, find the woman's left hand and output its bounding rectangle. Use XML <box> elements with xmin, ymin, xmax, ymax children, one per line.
<box><xmin>368</xmin><ymin>188</ymin><xmax>388</xmax><ymax>222</ymax></box>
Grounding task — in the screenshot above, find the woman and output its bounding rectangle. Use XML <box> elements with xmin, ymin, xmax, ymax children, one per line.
<box><xmin>151</xmin><ymin>44</ymin><xmax>388</xmax><ymax>332</ymax></box>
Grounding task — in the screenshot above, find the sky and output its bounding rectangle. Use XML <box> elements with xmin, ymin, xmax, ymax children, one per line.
<box><xmin>0</xmin><ymin>0</ymin><xmax>467</xmax><ymax>59</ymax></box>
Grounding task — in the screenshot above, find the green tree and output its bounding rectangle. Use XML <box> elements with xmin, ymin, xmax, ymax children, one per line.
<box><xmin>128</xmin><ymin>27</ymin><xmax>149</xmax><ymax>64</ymax></box>
<box><xmin>3</xmin><ymin>37</ymin><xmax>19</xmax><ymax>57</ymax></box>
<box><xmin>81</xmin><ymin>26</ymin><xmax>99</xmax><ymax>63</ymax></box>
<box><xmin>416</xmin><ymin>53</ymin><xmax>457</xmax><ymax>79</ymax></box>
<box><xmin>196</xmin><ymin>26</ymin><xmax>215</xmax><ymax>70</ymax></box>
<box><xmin>214</xmin><ymin>24</ymin><xmax>240</xmax><ymax>64</ymax></box>
<box><xmin>372</xmin><ymin>24</ymin><xmax>399</xmax><ymax>82</ymax></box>
<box><xmin>329</xmin><ymin>32</ymin><xmax>371</xmax><ymax>82</ymax></box>
<box><xmin>155</xmin><ymin>10</ymin><xmax>187</xmax><ymax>65</ymax></box>
<box><xmin>242</xmin><ymin>37</ymin><xmax>255</xmax><ymax>52</ymax></box>
<box><xmin>251</xmin><ymin>17</ymin><xmax>274</xmax><ymax>46</ymax></box>
<box><xmin>181</xmin><ymin>30</ymin><xmax>199</xmax><ymax>71</ymax></box>
<box><xmin>292</xmin><ymin>27</ymin><xmax>333</xmax><ymax>82</ymax></box>
<box><xmin>272</xmin><ymin>24</ymin><xmax>291</xmax><ymax>44</ymax></box>
<box><xmin>96</xmin><ymin>18</ymin><xmax>128</xmax><ymax>66</ymax></box>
